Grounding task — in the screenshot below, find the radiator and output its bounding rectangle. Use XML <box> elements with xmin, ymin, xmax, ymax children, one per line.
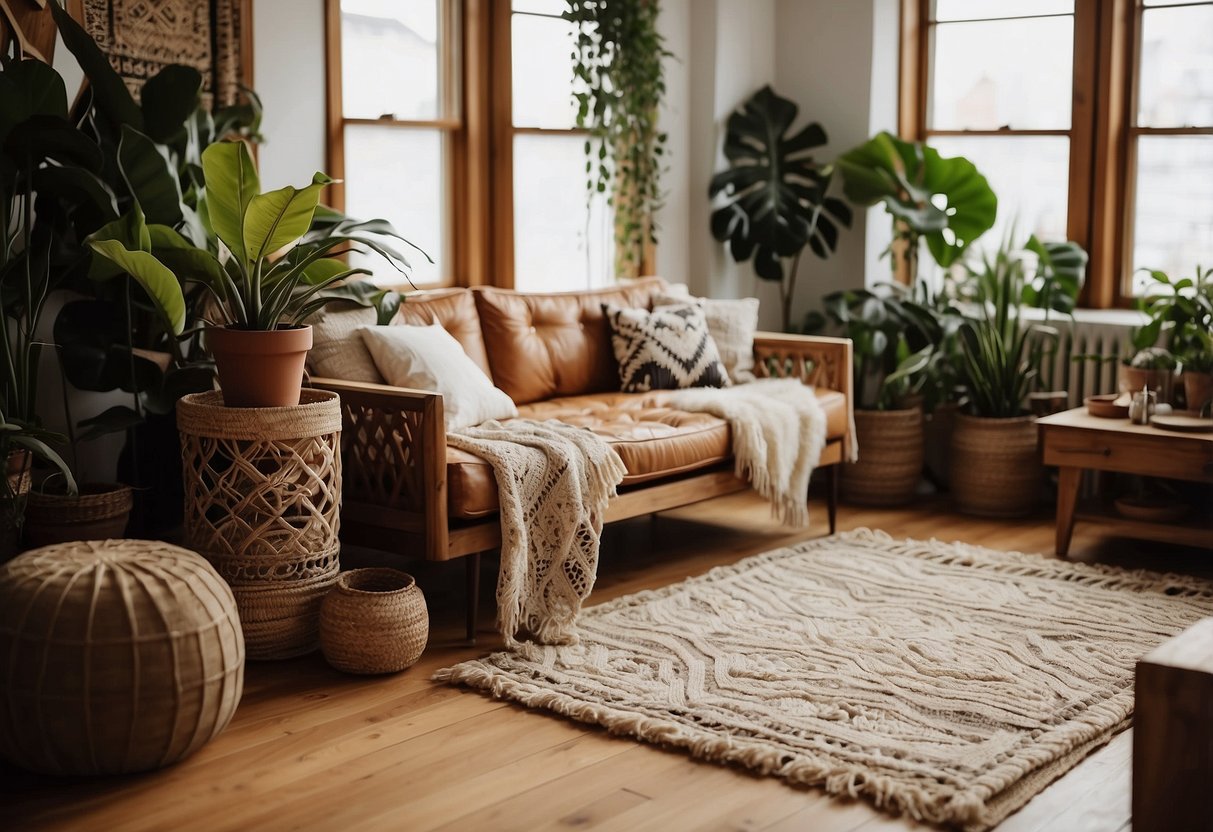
<box><xmin>1031</xmin><ymin>312</ymin><xmax>1140</xmax><ymax>408</ymax></box>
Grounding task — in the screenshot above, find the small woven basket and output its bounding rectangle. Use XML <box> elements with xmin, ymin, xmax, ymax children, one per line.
<box><xmin>25</xmin><ymin>483</ymin><xmax>133</xmax><ymax>548</ymax></box>
<box><xmin>841</xmin><ymin>406</ymin><xmax>924</xmax><ymax>506</ymax></box>
<box><xmin>320</xmin><ymin>569</ymin><xmax>428</xmax><ymax>675</ymax></box>
<box><xmin>949</xmin><ymin>412</ymin><xmax>1042</xmax><ymax>517</ymax></box>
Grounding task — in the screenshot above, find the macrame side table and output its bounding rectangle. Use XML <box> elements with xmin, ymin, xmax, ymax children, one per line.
<box><xmin>178</xmin><ymin>389</ymin><xmax>342</xmax><ymax>659</ymax></box>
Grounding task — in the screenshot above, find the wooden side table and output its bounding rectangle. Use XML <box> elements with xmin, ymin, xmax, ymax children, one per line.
<box><xmin>1038</xmin><ymin>408</ymin><xmax>1213</xmax><ymax>556</ymax></box>
<box><xmin>178</xmin><ymin>390</ymin><xmax>342</xmax><ymax>659</ymax></box>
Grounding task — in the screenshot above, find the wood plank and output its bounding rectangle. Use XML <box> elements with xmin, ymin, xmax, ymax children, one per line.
<box><xmin>4</xmin><ymin>494</ymin><xmax>1209</xmax><ymax>832</ymax></box>
<box><xmin>1133</xmin><ymin>618</ymin><xmax>1213</xmax><ymax>832</ymax></box>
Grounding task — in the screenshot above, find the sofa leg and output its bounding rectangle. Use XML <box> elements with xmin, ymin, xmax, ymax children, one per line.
<box><xmin>826</xmin><ymin>463</ymin><xmax>838</xmax><ymax>535</ymax></box>
<box><xmin>465</xmin><ymin>551</ymin><xmax>481</xmax><ymax>646</ymax></box>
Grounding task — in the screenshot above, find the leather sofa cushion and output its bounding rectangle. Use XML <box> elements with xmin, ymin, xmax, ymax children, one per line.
<box><xmin>446</xmin><ymin>387</ymin><xmax>848</xmax><ymax>519</ymax></box>
<box><xmin>394</xmin><ymin>289</ymin><xmax>491</xmax><ymax>376</ymax></box>
<box><xmin>472</xmin><ymin>278</ymin><xmax>666</xmax><ymax>404</ymax></box>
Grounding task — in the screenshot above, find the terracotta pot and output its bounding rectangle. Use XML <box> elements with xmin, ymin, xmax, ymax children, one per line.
<box><xmin>206</xmin><ymin>325</ymin><xmax>313</xmax><ymax>407</ymax></box>
<box><xmin>1118</xmin><ymin>365</ymin><xmax>1175</xmax><ymax>405</ymax></box>
<box><xmin>949</xmin><ymin>413</ymin><xmax>1042</xmax><ymax>518</ymax></box>
<box><xmin>1182</xmin><ymin>371</ymin><xmax>1213</xmax><ymax>414</ymax></box>
<box><xmin>24</xmin><ymin>483</ymin><xmax>134</xmax><ymax>549</ymax></box>
<box><xmin>841</xmin><ymin>406</ymin><xmax>923</xmax><ymax>506</ymax></box>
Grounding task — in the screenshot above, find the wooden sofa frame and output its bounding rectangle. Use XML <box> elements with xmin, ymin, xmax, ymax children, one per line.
<box><xmin>310</xmin><ymin>332</ymin><xmax>853</xmax><ymax>641</ymax></box>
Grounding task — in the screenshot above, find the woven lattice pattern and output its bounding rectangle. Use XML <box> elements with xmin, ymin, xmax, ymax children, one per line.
<box><xmin>0</xmin><ymin>540</ymin><xmax>244</xmax><ymax>775</ymax></box>
<box><xmin>341</xmin><ymin>400</ymin><xmax>426</xmax><ymax>508</ymax></box>
<box><xmin>438</xmin><ymin>530</ymin><xmax>1213</xmax><ymax>831</ymax></box>
<box><xmin>179</xmin><ymin>390</ymin><xmax>342</xmax><ymax>660</ymax></box>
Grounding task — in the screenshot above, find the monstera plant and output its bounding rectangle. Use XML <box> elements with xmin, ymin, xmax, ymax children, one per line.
<box><xmin>837</xmin><ymin>131</ymin><xmax>997</xmax><ymax>283</ymax></box>
<box><xmin>709</xmin><ymin>85</ymin><xmax>852</xmax><ymax>331</ymax></box>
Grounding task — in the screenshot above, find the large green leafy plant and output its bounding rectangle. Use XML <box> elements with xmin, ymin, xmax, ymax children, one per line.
<box><xmin>89</xmin><ymin>141</ymin><xmax>421</xmax><ymax>331</ymax></box>
<box><xmin>567</xmin><ymin>0</ymin><xmax>670</xmax><ymax>277</ymax></box>
<box><xmin>710</xmin><ymin>86</ymin><xmax>852</xmax><ymax>331</ymax></box>
<box><xmin>1129</xmin><ymin>264</ymin><xmax>1212</xmax><ymax>363</ymax></box>
<box><xmin>957</xmin><ymin>242</ymin><xmax>1064</xmax><ymax>418</ymax></box>
<box><xmin>837</xmin><ymin>132</ymin><xmax>997</xmax><ymax>282</ymax></box>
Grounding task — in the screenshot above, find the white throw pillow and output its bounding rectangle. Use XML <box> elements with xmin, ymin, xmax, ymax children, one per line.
<box><xmin>359</xmin><ymin>324</ymin><xmax>518</xmax><ymax>431</ymax></box>
<box><xmin>307</xmin><ymin>303</ymin><xmax>383</xmax><ymax>383</ymax></box>
<box><xmin>654</xmin><ymin>286</ymin><xmax>760</xmax><ymax>383</ymax></box>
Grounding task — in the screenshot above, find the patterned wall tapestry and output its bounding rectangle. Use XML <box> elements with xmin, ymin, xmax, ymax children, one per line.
<box><xmin>80</xmin><ymin>0</ymin><xmax>247</xmax><ymax>106</ymax></box>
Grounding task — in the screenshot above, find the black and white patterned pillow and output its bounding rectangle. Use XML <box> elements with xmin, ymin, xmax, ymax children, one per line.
<box><xmin>603</xmin><ymin>303</ymin><xmax>730</xmax><ymax>393</ymax></box>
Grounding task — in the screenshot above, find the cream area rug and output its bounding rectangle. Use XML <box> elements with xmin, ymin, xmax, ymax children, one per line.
<box><xmin>435</xmin><ymin>529</ymin><xmax>1213</xmax><ymax>831</ymax></box>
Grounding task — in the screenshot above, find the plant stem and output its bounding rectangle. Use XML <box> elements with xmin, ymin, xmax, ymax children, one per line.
<box><xmin>782</xmin><ymin>251</ymin><xmax>802</xmax><ymax>333</ymax></box>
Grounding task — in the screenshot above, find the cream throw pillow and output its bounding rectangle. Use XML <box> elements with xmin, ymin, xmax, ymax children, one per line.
<box><xmin>654</xmin><ymin>286</ymin><xmax>760</xmax><ymax>383</ymax></box>
<box><xmin>359</xmin><ymin>324</ymin><xmax>518</xmax><ymax>431</ymax></box>
<box><xmin>307</xmin><ymin>303</ymin><xmax>383</xmax><ymax>383</ymax></box>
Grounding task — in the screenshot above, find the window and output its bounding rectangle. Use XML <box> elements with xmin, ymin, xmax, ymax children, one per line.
<box><xmin>327</xmin><ymin>0</ymin><xmax>459</xmax><ymax>286</ymax></box>
<box><xmin>504</xmin><ymin>0</ymin><xmax>613</xmax><ymax>291</ymax></box>
<box><xmin>325</xmin><ymin>0</ymin><xmax>614</xmax><ymax>290</ymax></box>
<box><xmin>901</xmin><ymin>0</ymin><xmax>1213</xmax><ymax>305</ymax></box>
<box><xmin>1127</xmin><ymin>0</ymin><xmax>1213</xmax><ymax>294</ymax></box>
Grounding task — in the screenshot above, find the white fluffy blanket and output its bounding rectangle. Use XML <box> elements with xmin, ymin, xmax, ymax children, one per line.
<box><xmin>447</xmin><ymin>420</ymin><xmax>626</xmax><ymax>646</ymax></box>
<box><xmin>666</xmin><ymin>379</ymin><xmax>828</xmax><ymax>526</ymax></box>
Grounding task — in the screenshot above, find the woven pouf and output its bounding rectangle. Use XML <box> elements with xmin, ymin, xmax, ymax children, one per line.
<box><xmin>320</xmin><ymin>569</ymin><xmax>429</xmax><ymax>674</ymax></box>
<box><xmin>178</xmin><ymin>390</ymin><xmax>342</xmax><ymax>660</ymax></box>
<box><xmin>0</xmin><ymin>540</ymin><xmax>245</xmax><ymax>775</ymax></box>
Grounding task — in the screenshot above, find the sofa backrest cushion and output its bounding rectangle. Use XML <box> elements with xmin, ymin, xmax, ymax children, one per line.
<box><xmin>307</xmin><ymin>302</ymin><xmax>383</xmax><ymax>382</ymax></box>
<box><xmin>395</xmin><ymin>288</ymin><xmax>491</xmax><ymax>376</ymax></box>
<box><xmin>473</xmin><ymin>278</ymin><xmax>666</xmax><ymax>404</ymax></box>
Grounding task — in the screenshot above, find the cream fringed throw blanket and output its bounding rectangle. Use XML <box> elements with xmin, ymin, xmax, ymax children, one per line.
<box><xmin>667</xmin><ymin>378</ymin><xmax>834</xmax><ymax>526</ymax></box>
<box><xmin>447</xmin><ymin>420</ymin><xmax>627</xmax><ymax>646</ymax></box>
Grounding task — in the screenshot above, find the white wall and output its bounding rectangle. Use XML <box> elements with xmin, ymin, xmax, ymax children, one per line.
<box><xmin>253</xmin><ymin>0</ymin><xmax>328</xmax><ymax>189</ymax></box>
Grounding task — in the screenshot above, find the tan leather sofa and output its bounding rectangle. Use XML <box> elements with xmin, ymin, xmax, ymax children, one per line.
<box><xmin>309</xmin><ymin>277</ymin><xmax>852</xmax><ymax>639</ymax></box>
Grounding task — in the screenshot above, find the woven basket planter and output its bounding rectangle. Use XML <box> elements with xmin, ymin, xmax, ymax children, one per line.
<box><xmin>949</xmin><ymin>413</ymin><xmax>1042</xmax><ymax>518</ymax></box>
<box><xmin>24</xmin><ymin>483</ymin><xmax>133</xmax><ymax>548</ymax></box>
<box><xmin>320</xmin><ymin>569</ymin><xmax>428</xmax><ymax>674</ymax></box>
<box><xmin>179</xmin><ymin>389</ymin><xmax>342</xmax><ymax>660</ymax></box>
<box><xmin>0</xmin><ymin>540</ymin><xmax>244</xmax><ymax>775</ymax></box>
<box><xmin>841</xmin><ymin>406</ymin><xmax>924</xmax><ymax>506</ymax></box>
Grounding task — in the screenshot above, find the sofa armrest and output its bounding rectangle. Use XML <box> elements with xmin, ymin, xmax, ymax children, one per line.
<box><xmin>307</xmin><ymin>377</ymin><xmax>449</xmax><ymax>559</ymax></box>
<box><xmin>752</xmin><ymin>333</ymin><xmax>854</xmax><ymax>459</ymax></box>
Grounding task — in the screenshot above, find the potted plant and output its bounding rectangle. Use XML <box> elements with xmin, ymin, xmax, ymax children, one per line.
<box><xmin>951</xmin><ymin>242</ymin><xmax>1059</xmax><ymax>517</ymax></box>
<box><xmin>816</xmin><ymin>285</ymin><xmax>935</xmax><ymax>505</ymax></box>
<box><xmin>90</xmin><ymin>141</ymin><xmax>423</xmax><ymax>407</ymax></box>
<box><xmin>1182</xmin><ymin>341</ymin><xmax>1213</xmax><ymax>415</ymax></box>
<box><xmin>1122</xmin><ymin>265</ymin><xmax>1213</xmax><ymax>406</ymax></box>
<box><xmin>709</xmin><ymin>86</ymin><xmax>852</xmax><ymax>332</ymax></box>
<box><xmin>0</xmin><ymin>58</ymin><xmax>82</xmax><ymax>554</ymax></box>
<box><xmin>836</xmin><ymin>132</ymin><xmax>997</xmax><ymax>285</ymax></box>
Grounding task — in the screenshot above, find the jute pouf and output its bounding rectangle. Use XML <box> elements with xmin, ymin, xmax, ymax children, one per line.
<box><xmin>178</xmin><ymin>390</ymin><xmax>342</xmax><ymax>660</ymax></box>
<box><xmin>0</xmin><ymin>540</ymin><xmax>244</xmax><ymax>775</ymax></box>
<box><xmin>320</xmin><ymin>569</ymin><xmax>428</xmax><ymax>674</ymax></box>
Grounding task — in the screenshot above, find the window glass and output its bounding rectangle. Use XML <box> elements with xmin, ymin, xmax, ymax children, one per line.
<box><xmin>341</xmin><ymin>0</ymin><xmax>441</xmax><ymax>120</ymax></box>
<box><xmin>511</xmin><ymin>13</ymin><xmax>580</xmax><ymax>129</ymax></box>
<box><xmin>933</xmin><ymin>0</ymin><xmax>1072</xmax><ymax>21</ymax></box>
<box><xmin>930</xmin><ymin>17</ymin><xmax>1073</xmax><ymax>130</ymax></box>
<box><xmin>513</xmin><ymin>134</ymin><xmax>613</xmax><ymax>290</ymax></box>
<box><xmin>343</xmin><ymin>125</ymin><xmax>444</xmax><ymax>285</ymax></box>
<box><xmin>1136</xmin><ymin>4</ymin><xmax>1213</xmax><ymax>128</ymax></box>
<box><xmin>1130</xmin><ymin>136</ymin><xmax>1213</xmax><ymax>294</ymax></box>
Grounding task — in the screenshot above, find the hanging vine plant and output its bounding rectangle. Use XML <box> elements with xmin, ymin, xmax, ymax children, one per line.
<box><xmin>565</xmin><ymin>0</ymin><xmax>671</xmax><ymax>277</ymax></box>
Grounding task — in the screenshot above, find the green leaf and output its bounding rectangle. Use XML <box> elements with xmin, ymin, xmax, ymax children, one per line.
<box><xmin>201</xmin><ymin>141</ymin><xmax>261</xmax><ymax>262</ymax></box>
<box><xmin>76</xmin><ymin>405</ymin><xmax>144</xmax><ymax>442</ymax></box>
<box><xmin>87</xmin><ymin>239</ymin><xmax>187</xmax><ymax>335</ymax></box>
<box><xmin>10</xmin><ymin>434</ymin><xmax>77</xmax><ymax>495</ymax></box>
<box><xmin>243</xmin><ymin>173</ymin><xmax>332</xmax><ymax>261</ymax></box>
<box><xmin>140</xmin><ymin>65</ymin><xmax>203</xmax><ymax>143</ymax></box>
<box><xmin>118</xmin><ymin>125</ymin><xmax>184</xmax><ymax>225</ymax></box>
<box><xmin>837</xmin><ymin>131</ymin><xmax>997</xmax><ymax>270</ymax></box>
<box><xmin>49</xmin><ymin>2</ymin><xmax>143</xmax><ymax>130</ymax></box>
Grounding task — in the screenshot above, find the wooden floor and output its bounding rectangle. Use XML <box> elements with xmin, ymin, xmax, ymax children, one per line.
<box><xmin>5</xmin><ymin>492</ymin><xmax>1211</xmax><ymax>832</ymax></box>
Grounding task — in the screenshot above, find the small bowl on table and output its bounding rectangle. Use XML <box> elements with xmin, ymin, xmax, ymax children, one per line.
<box><xmin>1086</xmin><ymin>393</ymin><xmax>1129</xmax><ymax>419</ymax></box>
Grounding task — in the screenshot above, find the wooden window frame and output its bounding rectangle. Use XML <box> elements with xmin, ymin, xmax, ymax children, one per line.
<box><xmin>899</xmin><ymin>0</ymin><xmax>1211</xmax><ymax>308</ymax></box>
